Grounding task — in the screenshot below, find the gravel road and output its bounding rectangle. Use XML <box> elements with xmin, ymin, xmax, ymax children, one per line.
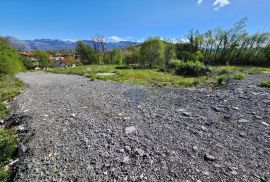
<box><xmin>11</xmin><ymin>72</ymin><xmax>270</xmax><ymax>182</ymax></box>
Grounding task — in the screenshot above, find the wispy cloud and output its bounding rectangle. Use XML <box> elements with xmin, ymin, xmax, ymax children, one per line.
<box><xmin>106</xmin><ymin>36</ymin><xmax>126</xmax><ymax>42</ymax></box>
<box><xmin>213</xmin><ymin>0</ymin><xmax>231</xmax><ymax>10</ymax></box>
<box><xmin>197</xmin><ymin>0</ymin><xmax>203</xmax><ymax>4</ymax></box>
<box><xmin>197</xmin><ymin>0</ymin><xmax>232</xmax><ymax>10</ymax></box>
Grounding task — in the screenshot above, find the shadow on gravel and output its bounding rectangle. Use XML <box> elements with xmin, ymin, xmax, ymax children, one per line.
<box><xmin>123</xmin><ymin>88</ymin><xmax>146</xmax><ymax>105</ymax></box>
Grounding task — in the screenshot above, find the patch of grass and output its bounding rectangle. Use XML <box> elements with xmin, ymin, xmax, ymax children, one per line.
<box><xmin>20</xmin><ymin>134</ymin><xmax>32</xmax><ymax>144</ymax></box>
<box><xmin>259</xmin><ymin>81</ymin><xmax>270</xmax><ymax>88</ymax></box>
<box><xmin>211</xmin><ymin>66</ymin><xmax>270</xmax><ymax>75</ymax></box>
<box><xmin>0</xmin><ymin>75</ymin><xmax>24</xmax><ymax>119</ymax></box>
<box><xmin>0</xmin><ymin>128</ymin><xmax>17</xmax><ymax>182</ymax></box>
<box><xmin>217</xmin><ymin>75</ymin><xmax>228</xmax><ymax>85</ymax></box>
<box><xmin>0</xmin><ymin>75</ymin><xmax>24</xmax><ymax>181</ymax></box>
<box><xmin>49</xmin><ymin>65</ymin><xmax>209</xmax><ymax>88</ymax></box>
<box><xmin>232</xmin><ymin>73</ymin><xmax>246</xmax><ymax>80</ymax></box>
<box><xmin>0</xmin><ymin>167</ymin><xmax>9</xmax><ymax>182</ymax></box>
<box><xmin>49</xmin><ymin>65</ymin><xmax>270</xmax><ymax>89</ymax></box>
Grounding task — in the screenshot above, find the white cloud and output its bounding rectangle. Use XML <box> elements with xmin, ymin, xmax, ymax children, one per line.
<box><xmin>213</xmin><ymin>0</ymin><xmax>231</xmax><ymax>10</ymax></box>
<box><xmin>197</xmin><ymin>0</ymin><xmax>203</xmax><ymax>4</ymax></box>
<box><xmin>106</xmin><ymin>36</ymin><xmax>126</xmax><ymax>42</ymax></box>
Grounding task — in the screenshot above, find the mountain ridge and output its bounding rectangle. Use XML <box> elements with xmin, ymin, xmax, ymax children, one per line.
<box><xmin>4</xmin><ymin>36</ymin><xmax>139</xmax><ymax>51</ymax></box>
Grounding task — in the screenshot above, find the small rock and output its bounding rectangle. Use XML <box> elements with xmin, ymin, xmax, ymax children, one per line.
<box><xmin>125</xmin><ymin>126</ymin><xmax>136</xmax><ymax>134</ymax></box>
<box><xmin>124</xmin><ymin>146</ymin><xmax>131</xmax><ymax>153</ymax></box>
<box><xmin>18</xmin><ymin>144</ymin><xmax>28</xmax><ymax>157</ymax></box>
<box><xmin>203</xmin><ymin>171</ymin><xmax>210</xmax><ymax>176</ymax></box>
<box><xmin>239</xmin><ymin>132</ymin><xmax>246</xmax><ymax>137</ymax></box>
<box><xmin>124</xmin><ymin>117</ymin><xmax>131</xmax><ymax>121</ymax></box>
<box><xmin>135</xmin><ymin>148</ymin><xmax>145</xmax><ymax>156</ymax></box>
<box><xmin>182</xmin><ymin>112</ymin><xmax>192</xmax><ymax>117</ymax></box>
<box><xmin>201</xmin><ymin>126</ymin><xmax>207</xmax><ymax>131</ymax></box>
<box><xmin>0</xmin><ymin>120</ymin><xmax>4</xmax><ymax>124</ymax></box>
<box><xmin>238</xmin><ymin>119</ymin><xmax>249</xmax><ymax>123</ymax></box>
<box><xmin>118</xmin><ymin>113</ymin><xmax>125</xmax><ymax>117</ymax></box>
<box><xmin>18</xmin><ymin>125</ymin><xmax>26</xmax><ymax>132</ymax></box>
<box><xmin>122</xmin><ymin>156</ymin><xmax>130</xmax><ymax>164</ymax></box>
<box><xmin>204</xmin><ymin>154</ymin><xmax>216</xmax><ymax>161</ymax></box>
<box><xmin>262</xmin><ymin>122</ymin><xmax>269</xmax><ymax>127</ymax></box>
<box><xmin>255</xmin><ymin>116</ymin><xmax>262</xmax><ymax>119</ymax></box>
<box><xmin>232</xmin><ymin>107</ymin><xmax>239</xmax><ymax>110</ymax></box>
<box><xmin>192</xmin><ymin>145</ymin><xmax>198</xmax><ymax>151</ymax></box>
<box><xmin>70</xmin><ymin>113</ymin><xmax>76</xmax><ymax>118</ymax></box>
<box><xmin>212</xmin><ymin>106</ymin><xmax>221</xmax><ymax>112</ymax></box>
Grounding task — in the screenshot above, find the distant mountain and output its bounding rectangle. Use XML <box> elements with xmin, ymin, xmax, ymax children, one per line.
<box><xmin>5</xmin><ymin>37</ymin><xmax>139</xmax><ymax>51</ymax></box>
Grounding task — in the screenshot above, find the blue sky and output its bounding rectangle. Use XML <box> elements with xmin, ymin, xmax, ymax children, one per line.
<box><xmin>0</xmin><ymin>0</ymin><xmax>270</xmax><ymax>42</ymax></box>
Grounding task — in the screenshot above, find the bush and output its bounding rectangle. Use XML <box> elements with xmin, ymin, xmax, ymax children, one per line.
<box><xmin>169</xmin><ymin>59</ymin><xmax>209</xmax><ymax>77</ymax></box>
<box><xmin>217</xmin><ymin>75</ymin><xmax>227</xmax><ymax>85</ymax></box>
<box><xmin>21</xmin><ymin>57</ymin><xmax>35</xmax><ymax>70</ymax></box>
<box><xmin>259</xmin><ymin>81</ymin><xmax>270</xmax><ymax>88</ymax></box>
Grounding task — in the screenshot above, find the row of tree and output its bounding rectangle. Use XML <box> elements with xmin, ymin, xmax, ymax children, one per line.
<box><xmin>76</xmin><ymin>18</ymin><xmax>270</xmax><ymax>67</ymax></box>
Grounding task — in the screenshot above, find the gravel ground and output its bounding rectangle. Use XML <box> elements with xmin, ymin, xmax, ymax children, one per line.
<box><xmin>10</xmin><ymin>72</ymin><xmax>270</xmax><ymax>182</ymax></box>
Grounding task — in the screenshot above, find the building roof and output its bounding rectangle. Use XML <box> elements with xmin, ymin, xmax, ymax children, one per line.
<box><xmin>20</xmin><ymin>51</ymin><xmax>33</xmax><ymax>57</ymax></box>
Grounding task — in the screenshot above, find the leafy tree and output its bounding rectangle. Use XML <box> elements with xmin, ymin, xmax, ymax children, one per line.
<box><xmin>110</xmin><ymin>48</ymin><xmax>123</xmax><ymax>65</ymax></box>
<box><xmin>32</xmin><ymin>50</ymin><xmax>50</xmax><ymax>68</ymax></box>
<box><xmin>124</xmin><ymin>46</ymin><xmax>140</xmax><ymax>65</ymax></box>
<box><xmin>140</xmin><ymin>38</ymin><xmax>165</xmax><ymax>67</ymax></box>
<box><xmin>164</xmin><ymin>44</ymin><xmax>176</xmax><ymax>66</ymax></box>
<box><xmin>76</xmin><ymin>41</ymin><xmax>99</xmax><ymax>64</ymax></box>
<box><xmin>0</xmin><ymin>38</ymin><xmax>25</xmax><ymax>75</ymax></box>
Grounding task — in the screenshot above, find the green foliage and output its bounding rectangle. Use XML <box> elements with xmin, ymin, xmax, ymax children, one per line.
<box><xmin>140</xmin><ymin>38</ymin><xmax>165</xmax><ymax>67</ymax></box>
<box><xmin>32</xmin><ymin>50</ymin><xmax>50</xmax><ymax>68</ymax></box>
<box><xmin>165</xmin><ymin>44</ymin><xmax>176</xmax><ymax>65</ymax></box>
<box><xmin>0</xmin><ymin>75</ymin><xmax>24</xmax><ymax>119</ymax></box>
<box><xmin>168</xmin><ymin>59</ymin><xmax>209</xmax><ymax>77</ymax></box>
<box><xmin>259</xmin><ymin>81</ymin><xmax>270</xmax><ymax>88</ymax></box>
<box><xmin>110</xmin><ymin>48</ymin><xmax>124</xmax><ymax>65</ymax></box>
<box><xmin>217</xmin><ymin>75</ymin><xmax>227</xmax><ymax>85</ymax></box>
<box><xmin>21</xmin><ymin>57</ymin><xmax>35</xmax><ymax>70</ymax></box>
<box><xmin>232</xmin><ymin>73</ymin><xmax>246</xmax><ymax>80</ymax></box>
<box><xmin>0</xmin><ymin>38</ymin><xmax>25</xmax><ymax>75</ymax></box>
<box><xmin>49</xmin><ymin>65</ymin><xmax>209</xmax><ymax>88</ymax></box>
<box><xmin>0</xmin><ymin>167</ymin><xmax>8</xmax><ymax>182</ymax></box>
<box><xmin>76</xmin><ymin>41</ymin><xmax>99</xmax><ymax>64</ymax></box>
<box><xmin>124</xmin><ymin>46</ymin><xmax>140</xmax><ymax>65</ymax></box>
<box><xmin>0</xmin><ymin>129</ymin><xmax>17</xmax><ymax>163</ymax></box>
<box><xmin>0</xmin><ymin>128</ymin><xmax>17</xmax><ymax>182</ymax></box>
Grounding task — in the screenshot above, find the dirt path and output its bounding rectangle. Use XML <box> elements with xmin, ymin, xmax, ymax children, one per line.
<box><xmin>12</xmin><ymin>72</ymin><xmax>269</xmax><ymax>181</ymax></box>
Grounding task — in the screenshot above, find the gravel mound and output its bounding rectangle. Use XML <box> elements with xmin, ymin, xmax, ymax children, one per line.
<box><xmin>12</xmin><ymin>72</ymin><xmax>270</xmax><ymax>181</ymax></box>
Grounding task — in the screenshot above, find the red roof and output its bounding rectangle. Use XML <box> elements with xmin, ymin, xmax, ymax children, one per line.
<box><xmin>20</xmin><ymin>52</ymin><xmax>33</xmax><ymax>57</ymax></box>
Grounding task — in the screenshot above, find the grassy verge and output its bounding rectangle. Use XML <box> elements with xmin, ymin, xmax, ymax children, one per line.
<box><xmin>48</xmin><ymin>65</ymin><xmax>270</xmax><ymax>88</ymax></box>
<box><xmin>259</xmin><ymin>81</ymin><xmax>270</xmax><ymax>88</ymax></box>
<box><xmin>0</xmin><ymin>75</ymin><xmax>24</xmax><ymax>182</ymax></box>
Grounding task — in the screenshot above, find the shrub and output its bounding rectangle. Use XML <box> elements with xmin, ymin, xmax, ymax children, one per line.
<box><xmin>171</xmin><ymin>60</ymin><xmax>209</xmax><ymax>77</ymax></box>
<box><xmin>259</xmin><ymin>81</ymin><xmax>270</xmax><ymax>88</ymax></box>
<box><xmin>217</xmin><ymin>75</ymin><xmax>226</xmax><ymax>85</ymax></box>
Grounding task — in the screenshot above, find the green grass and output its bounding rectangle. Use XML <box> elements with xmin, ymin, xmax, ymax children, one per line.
<box><xmin>49</xmin><ymin>65</ymin><xmax>270</xmax><ymax>89</ymax></box>
<box><xmin>49</xmin><ymin>65</ymin><xmax>210</xmax><ymax>88</ymax></box>
<box><xmin>0</xmin><ymin>75</ymin><xmax>24</xmax><ymax>182</ymax></box>
<box><xmin>232</xmin><ymin>73</ymin><xmax>246</xmax><ymax>80</ymax></box>
<box><xmin>0</xmin><ymin>128</ymin><xmax>17</xmax><ymax>182</ymax></box>
<box><xmin>259</xmin><ymin>81</ymin><xmax>270</xmax><ymax>88</ymax></box>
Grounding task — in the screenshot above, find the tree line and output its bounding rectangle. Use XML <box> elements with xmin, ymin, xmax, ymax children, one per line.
<box><xmin>76</xmin><ymin>18</ymin><xmax>270</xmax><ymax>68</ymax></box>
